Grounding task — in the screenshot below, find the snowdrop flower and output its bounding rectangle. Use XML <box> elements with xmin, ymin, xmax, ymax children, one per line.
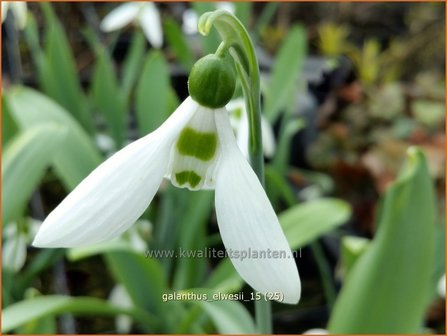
<box><xmin>227</xmin><ymin>98</ymin><xmax>276</xmax><ymax>158</ymax></box>
<box><xmin>182</xmin><ymin>2</ymin><xmax>235</xmax><ymax>35</ymax></box>
<box><xmin>33</xmin><ymin>54</ymin><xmax>300</xmax><ymax>304</ymax></box>
<box><xmin>1</xmin><ymin>1</ymin><xmax>27</xmax><ymax>30</ymax></box>
<box><xmin>100</xmin><ymin>2</ymin><xmax>162</xmax><ymax>48</ymax></box>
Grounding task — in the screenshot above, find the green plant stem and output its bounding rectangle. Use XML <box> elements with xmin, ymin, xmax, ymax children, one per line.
<box><xmin>310</xmin><ymin>241</ymin><xmax>337</xmax><ymax>309</ymax></box>
<box><xmin>255</xmin><ymin>298</ymin><xmax>272</xmax><ymax>333</ymax></box>
<box><xmin>198</xmin><ymin>10</ymin><xmax>270</xmax><ymax>332</ymax></box>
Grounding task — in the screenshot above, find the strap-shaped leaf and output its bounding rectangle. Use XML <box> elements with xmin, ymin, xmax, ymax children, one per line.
<box><xmin>6</xmin><ymin>86</ymin><xmax>101</xmax><ymax>190</ymax></box>
<box><xmin>328</xmin><ymin>147</ymin><xmax>436</xmax><ymax>333</ymax></box>
<box><xmin>2</xmin><ymin>124</ymin><xmax>67</xmax><ymax>225</ymax></box>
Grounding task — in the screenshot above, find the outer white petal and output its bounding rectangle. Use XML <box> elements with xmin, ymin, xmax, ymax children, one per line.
<box><xmin>260</xmin><ymin>116</ymin><xmax>276</xmax><ymax>158</ymax></box>
<box><xmin>138</xmin><ymin>2</ymin><xmax>163</xmax><ymax>48</ymax></box>
<box><xmin>100</xmin><ymin>2</ymin><xmax>140</xmax><ymax>32</ymax></box>
<box><xmin>10</xmin><ymin>1</ymin><xmax>27</xmax><ymax>30</ymax></box>
<box><xmin>33</xmin><ymin>98</ymin><xmax>197</xmax><ymax>248</ymax></box>
<box><xmin>214</xmin><ymin>109</ymin><xmax>301</xmax><ymax>304</ymax></box>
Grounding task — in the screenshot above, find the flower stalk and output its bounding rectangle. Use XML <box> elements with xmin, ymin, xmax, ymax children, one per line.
<box><xmin>198</xmin><ymin>10</ymin><xmax>271</xmax><ymax>333</ymax></box>
<box><xmin>198</xmin><ymin>10</ymin><xmax>264</xmax><ymax>183</ymax></box>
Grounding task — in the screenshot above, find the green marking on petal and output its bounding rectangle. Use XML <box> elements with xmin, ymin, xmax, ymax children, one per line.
<box><xmin>175</xmin><ymin>170</ymin><xmax>202</xmax><ymax>188</ymax></box>
<box><xmin>176</xmin><ymin>127</ymin><xmax>217</xmax><ymax>161</ymax></box>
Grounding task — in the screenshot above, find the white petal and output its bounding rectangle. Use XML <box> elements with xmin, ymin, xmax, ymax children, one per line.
<box><xmin>10</xmin><ymin>1</ymin><xmax>27</xmax><ymax>30</ymax></box>
<box><xmin>1</xmin><ymin>2</ymin><xmax>9</xmax><ymax>23</ymax></box>
<box><xmin>235</xmin><ymin>108</ymin><xmax>250</xmax><ymax>159</ymax></box>
<box><xmin>214</xmin><ymin>109</ymin><xmax>301</xmax><ymax>304</ymax></box>
<box><xmin>227</xmin><ymin>98</ymin><xmax>275</xmax><ymax>158</ymax></box>
<box><xmin>33</xmin><ymin>98</ymin><xmax>196</xmax><ymax>248</ymax></box>
<box><xmin>138</xmin><ymin>2</ymin><xmax>163</xmax><ymax>48</ymax></box>
<box><xmin>182</xmin><ymin>9</ymin><xmax>198</xmax><ymax>35</ymax></box>
<box><xmin>226</xmin><ymin>98</ymin><xmax>249</xmax><ymax>159</ymax></box>
<box><xmin>168</xmin><ymin>105</ymin><xmax>220</xmax><ymax>190</ymax></box>
<box><xmin>100</xmin><ymin>3</ymin><xmax>140</xmax><ymax>32</ymax></box>
<box><xmin>260</xmin><ymin>116</ymin><xmax>276</xmax><ymax>158</ymax></box>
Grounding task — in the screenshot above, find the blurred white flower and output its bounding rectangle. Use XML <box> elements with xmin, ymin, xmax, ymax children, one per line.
<box><xmin>182</xmin><ymin>2</ymin><xmax>235</xmax><ymax>35</ymax></box>
<box><xmin>3</xmin><ymin>218</ymin><xmax>40</xmax><ymax>272</ymax></box>
<box><xmin>438</xmin><ymin>274</ymin><xmax>445</xmax><ymax>298</ymax></box>
<box><xmin>1</xmin><ymin>1</ymin><xmax>27</xmax><ymax>30</ymax></box>
<box><xmin>109</xmin><ymin>285</ymin><xmax>133</xmax><ymax>333</ymax></box>
<box><xmin>100</xmin><ymin>2</ymin><xmax>162</xmax><ymax>48</ymax></box>
<box><xmin>303</xmin><ymin>328</ymin><xmax>329</xmax><ymax>335</ymax></box>
<box><xmin>226</xmin><ymin>98</ymin><xmax>276</xmax><ymax>159</ymax></box>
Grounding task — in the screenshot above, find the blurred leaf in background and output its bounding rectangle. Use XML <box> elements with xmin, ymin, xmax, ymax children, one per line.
<box><xmin>5</xmin><ymin>87</ymin><xmax>102</xmax><ymax>190</ymax></box>
<box><xmin>136</xmin><ymin>51</ymin><xmax>173</xmax><ymax>135</ymax></box>
<box><xmin>39</xmin><ymin>3</ymin><xmax>94</xmax><ymax>133</ymax></box>
<box><xmin>2</xmin><ymin>124</ymin><xmax>66</xmax><ymax>225</ymax></box>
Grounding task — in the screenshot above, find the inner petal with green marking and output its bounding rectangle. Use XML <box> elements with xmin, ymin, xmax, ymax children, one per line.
<box><xmin>176</xmin><ymin>127</ymin><xmax>217</xmax><ymax>161</ymax></box>
<box><xmin>168</xmin><ymin>107</ymin><xmax>221</xmax><ymax>191</ymax></box>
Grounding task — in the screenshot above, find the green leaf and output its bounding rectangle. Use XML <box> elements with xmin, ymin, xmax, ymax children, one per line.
<box><xmin>17</xmin><ymin>314</ymin><xmax>56</xmax><ymax>334</ymax></box>
<box><xmin>164</xmin><ymin>18</ymin><xmax>195</xmax><ymax>71</ymax></box>
<box><xmin>265</xmin><ymin>166</ymin><xmax>297</xmax><ymax>207</ymax></box>
<box><xmin>2</xmin><ymin>124</ymin><xmax>67</xmax><ymax>225</ymax></box>
<box><xmin>272</xmin><ymin>116</ymin><xmax>305</xmax><ymax>174</ymax></box>
<box><xmin>205</xmin><ymin>259</ymin><xmax>243</xmax><ymax>293</ymax></box>
<box><xmin>173</xmin><ymin>191</ymin><xmax>214</xmax><ymax>289</ymax></box>
<box><xmin>339</xmin><ymin>236</ymin><xmax>370</xmax><ymax>279</ymax></box>
<box><xmin>105</xmin><ymin>250</ymin><xmax>167</xmax><ymax>316</ymax></box>
<box><xmin>17</xmin><ymin>249</ymin><xmax>65</xmax><ymax>294</ymax></box>
<box><xmin>40</xmin><ymin>3</ymin><xmax>94</xmax><ymax>133</ymax></box>
<box><xmin>135</xmin><ymin>51</ymin><xmax>171</xmax><ymax>135</ymax></box>
<box><xmin>264</xmin><ymin>25</ymin><xmax>307</xmax><ymax>122</ymax></box>
<box><xmin>122</xmin><ymin>31</ymin><xmax>146</xmax><ymax>100</ymax></box>
<box><xmin>67</xmin><ymin>240</ymin><xmax>132</xmax><ymax>262</ymax></box>
<box><xmin>279</xmin><ymin>198</ymin><xmax>351</xmax><ymax>249</ymax></box>
<box><xmin>197</xmin><ymin>299</ymin><xmax>256</xmax><ymax>334</ymax></box>
<box><xmin>253</xmin><ymin>3</ymin><xmax>279</xmax><ymax>42</ymax></box>
<box><xmin>1</xmin><ymin>97</ymin><xmax>18</xmax><ymax>147</ymax></box>
<box><xmin>6</xmin><ymin>86</ymin><xmax>102</xmax><ymax>190</ymax></box>
<box><xmin>235</xmin><ymin>2</ymin><xmax>252</xmax><ymax>28</ymax></box>
<box><xmin>2</xmin><ymin>295</ymin><xmax>156</xmax><ymax>333</ymax></box>
<box><xmin>328</xmin><ymin>147</ymin><xmax>436</xmax><ymax>333</ymax></box>
<box><xmin>431</xmin><ymin>219</ymin><xmax>445</xmax><ymax>300</ymax></box>
<box><xmin>91</xmin><ymin>50</ymin><xmax>127</xmax><ymax>147</ymax></box>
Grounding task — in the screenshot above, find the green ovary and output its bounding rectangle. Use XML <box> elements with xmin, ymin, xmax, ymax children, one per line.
<box><xmin>176</xmin><ymin>127</ymin><xmax>217</xmax><ymax>161</ymax></box>
<box><xmin>175</xmin><ymin>171</ymin><xmax>202</xmax><ymax>188</ymax></box>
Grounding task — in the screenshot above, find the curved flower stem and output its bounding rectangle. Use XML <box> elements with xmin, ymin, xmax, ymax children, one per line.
<box><xmin>198</xmin><ymin>10</ymin><xmax>264</xmax><ymax>183</ymax></box>
<box><xmin>198</xmin><ymin>10</ymin><xmax>271</xmax><ymax>333</ymax></box>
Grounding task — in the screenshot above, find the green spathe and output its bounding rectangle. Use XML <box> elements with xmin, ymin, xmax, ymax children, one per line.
<box><xmin>188</xmin><ymin>54</ymin><xmax>236</xmax><ymax>109</ymax></box>
<box><xmin>176</xmin><ymin>127</ymin><xmax>217</xmax><ymax>161</ymax></box>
